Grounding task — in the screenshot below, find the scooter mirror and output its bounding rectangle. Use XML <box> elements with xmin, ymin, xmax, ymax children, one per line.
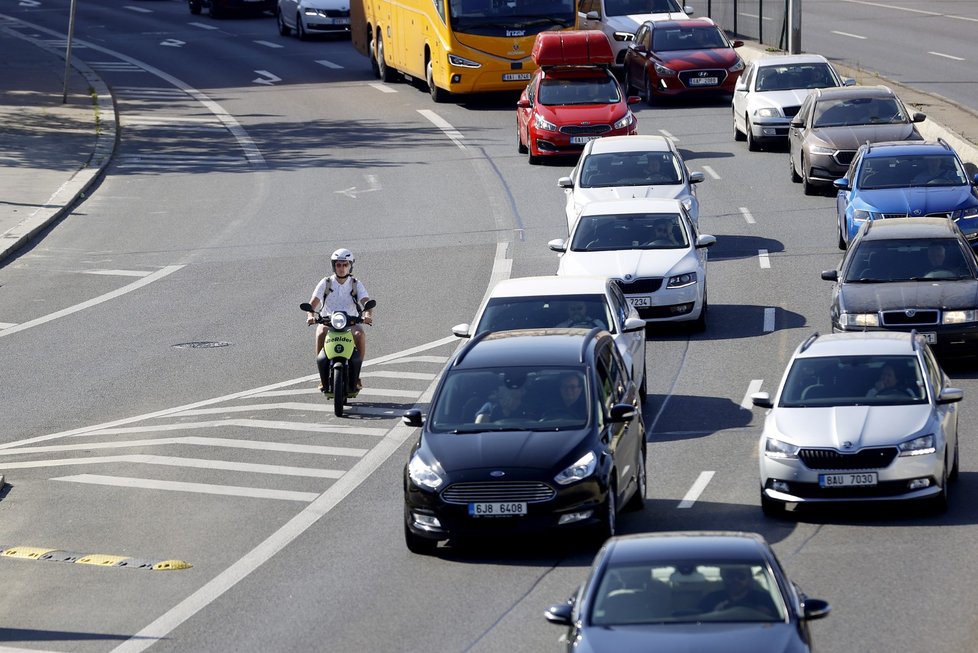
<box><xmin>299</xmin><ymin>302</ymin><xmax>314</xmax><ymax>312</ymax></box>
<box><xmin>362</xmin><ymin>299</ymin><xmax>377</xmax><ymax>311</ymax></box>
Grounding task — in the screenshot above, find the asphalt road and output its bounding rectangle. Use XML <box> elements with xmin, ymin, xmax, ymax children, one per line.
<box><xmin>1</xmin><ymin>2</ymin><xmax>977</xmax><ymax>653</ymax></box>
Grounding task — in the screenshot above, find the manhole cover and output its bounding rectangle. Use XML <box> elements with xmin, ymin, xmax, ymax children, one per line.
<box><xmin>172</xmin><ymin>341</ymin><xmax>231</xmax><ymax>349</ymax></box>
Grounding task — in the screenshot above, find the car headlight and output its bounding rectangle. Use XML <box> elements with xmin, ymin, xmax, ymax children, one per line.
<box><xmin>408</xmin><ymin>453</ymin><xmax>444</xmax><ymax>490</ymax></box>
<box><xmin>754</xmin><ymin>107</ymin><xmax>781</xmax><ymax>118</ymax></box>
<box><xmin>555</xmin><ymin>451</ymin><xmax>597</xmax><ymax>485</ymax></box>
<box><xmin>950</xmin><ymin>206</ymin><xmax>978</xmax><ymax>220</ymax></box>
<box><xmin>448</xmin><ymin>54</ymin><xmax>481</xmax><ymax>68</ymax></box>
<box><xmin>764</xmin><ymin>438</ymin><xmax>799</xmax><ymax>460</ymax></box>
<box><xmin>943</xmin><ymin>310</ymin><xmax>978</xmax><ymax>324</ymax></box>
<box><xmin>729</xmin><ymin>58</ymin><xmax>745</xmax><ymax>72</ymax></box>
<box><xmin>809</xmin><ymin>145</ymin><xmax>835</xmax><ymax>155</ymax></box>
<box><xmin>839</xmin><ymin>312</ymin><xmax>880</xmax><ymax>327</ymax></box>
<box><xmin>898</xmin><ymin>434</ymin><xmax>936</xmax><ymax>457</ymax></box>
<box><xmin>534</xmin><ymin>114</ymin><xmax>557</xmax><ymax>132</ymax></box>
<box><xmin>852</xmin><ymin>209</ymin><xmax>872</xmax><ymax>222</ymax></box>
<box><xmin>667</xmin><ymin>272</ymin><xmax>697</xmax><ymax>288</ymax></box>
<box><xmin>330</xmin><ymin>311</ymin><xmax>348</xmax><ymax>329</ymax></box>
<box><xmin>613</xmin><ymin>112</ymin><xmax>635</xmax><ymax>130</ymax></box>
<box><xmin>653</xmin><ymin>62</ymin><xmax>676</xmax><ymax>77</ymax></box>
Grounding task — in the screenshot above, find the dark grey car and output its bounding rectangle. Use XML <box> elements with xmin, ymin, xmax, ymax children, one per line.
<box><xmin>788</xmin><ymin>85</ymin><xmax>925</xmax><ymax>195</ymax></box>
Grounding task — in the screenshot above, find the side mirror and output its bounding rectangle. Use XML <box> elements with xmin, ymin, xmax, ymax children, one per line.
<box><xmin>790</xmin><ymin>117</ymin><xmax>804</xmax><ymax>128</ymax></box>
<box><xmin>452</xmin><ymin>323</ymin><xmax>471</xmax><ymax>338</ymax></box>
<box><xmin>732</xmin><ymin>40</ymin><xmax>744</xmax><ymax>48</ymax></box>
<box><xmin>362</xmin><ymin>298</ymin><xmax>377</xmax><ymax>311</ymax></box>
<box><xmin>627</xmin><ymin>95</ymin><xmax>641</xmax><ymax>105</ymax></box>
<box><xmin>402</xmin><ymin>409</ymin><xmax>423</xmax><ymax>427</ymax></box>
<box><xmin>821</xmin><ymin>269</ymin><xmax>839</xmax><ymax>281</ymax></box>
<box><xmin>938</xmin><ymin>388</ymin><xmax>964</xmax><ymax>404</ymax></box>
<box><xmin>683</xmin><ymin>4</ymin><xmax>694</xmax><ymax>14</ymax></box>
<box><xmin>544</xmin><ymin>602</ymin><xmax>573</xmax><ymax>626</ymax></box>
<box><xmin>801</xmin><ymin>598</ymin><xmax>831</xmax><ymax>621</ymax></box>
<box><xmin>609</xmin><ymin>403</ymin><xmax>637</xmax><ymax>423</ymax></box>
<box><xmin>842</xmin><ymin>77</ymin><xmax>856</xmax><ymax>86</ymax></box>
<box><xmin>623</xmin><ymin>317</ymin><xmax>646</xmax><ymax>332</ymax></box>
<box><xmin>299</xmin><ymin>302</ymin><xmax>314</xmax><ymax>312</ymax></box>
<box><xmin>912</xmin><ymin>111</ymin><xmax>926</xmax><ymax>123</ymax></box>
<box><xmin>695</xmin><ymin>234</ymin><xmax>717</xmax><ymax>248</ymax></box>
<box><xmin>585</xmin><ymin>9</ymin><xmax>600</xmax><ymax>20</ymax></box>
<box><xmin>689</xmin><ymin>171</ymin><xmax>705</xmax><ymax>184</ymax></box>
<box><xmin>557</xmin><ymin>176</ymin><xmax>574</xmax><ymax>189</ymax></box>
<box><xmin>628</xmin><ymin>43</ymin><xmax>647</xmax><ymax>54</ymax></box>
<box><xmin>517</xmin><ymin>98</ymin><xmax>531</xmax><ymax>109</ymax></box>
<box><xmin>548</xmin><ymin>238</ymin><xmax>567</xmax><ymax>253</ymax></box>
<box><xmin>751</xmin><ymin>392</ymin><xmax>773</xmax><ymax>409</ymax></box>
<box><xmin>833</xmin><ymin>178</ymin><xmax>850</xmax><ymax>190</ymax></box>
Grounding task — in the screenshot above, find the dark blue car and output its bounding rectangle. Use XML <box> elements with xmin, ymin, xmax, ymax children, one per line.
<box><xmin>834</xmin><ymin>140</ymin><xmax>978</xmax><ymax>249</ymax></box>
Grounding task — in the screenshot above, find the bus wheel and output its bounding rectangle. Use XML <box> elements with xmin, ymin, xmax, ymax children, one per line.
<box><xmin>369</xmin><ymin>33</ymin><xmax>380</xmax><ymax>78</ymax></box>
<box><xmin>426</xmin><ymin>60</ymin><xmax>450</xmax><ymax>103</ymax></box>
<box><xmin>377</xmin><ymin>36</ymin><xmax>397</xmax><ymax>83</ymax></box>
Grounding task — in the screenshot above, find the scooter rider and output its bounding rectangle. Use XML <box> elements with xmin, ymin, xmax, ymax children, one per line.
<box><xmin>306</xmin><ymin>248</ymin><xmax>373</xmax><ymax>389</ymax></box>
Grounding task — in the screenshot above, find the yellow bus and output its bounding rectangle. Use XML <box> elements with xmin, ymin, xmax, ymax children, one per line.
<box><xmin>351</xmin><ymin>0</ymin><xmax>578</xmax><ymax>102</ymax></box>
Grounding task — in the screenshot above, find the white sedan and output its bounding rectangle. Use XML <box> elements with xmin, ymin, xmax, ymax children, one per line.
<box><xmin>277</xmin><ymin>0</ymin><xmax>351</xmax><ymax>40</ymax></box>
<box><xmin>549</xmin><ymin>198</ymin><xmax>715</xmax><ymax>330</ymax></box>
<box><xmin>732</xmin><ymin>53</ymin><xmax>851</xmax><ymax>151</ymax></box>
<box><xmin>558</xmin><ymin>134</ymin><xmax>704</xmax><ymax>234</ymax></box>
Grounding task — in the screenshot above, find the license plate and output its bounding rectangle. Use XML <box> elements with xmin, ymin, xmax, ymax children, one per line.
<box><xmin>328</xmin><ymin>17</ymin><xmax>351</xmax><ymax>24</ymax></box>
<box><xmin>570</xmin><ymin>136</ymin><xmax>601</xmax><ymax>145</ymax></box>
<box><xmin>819</xmin><ymin>472</ymin><xmax>878</xmax><ymax>488</ymax></box>
<box><xmin>468</xmin><ymin>502</ymin><xmax>527</xmax><ymax>517</ymax></box>
<box><xmin>920</xmin><ymin>332</ymin><xmax>937</xmax><ymax>344</ymax></box>
<box><xmin>503</xmin><ymin>73</ymin><xmax>531</xmax><ymax>82</ymax></box>
<box><xmin>689</xmin><ymin>77</ymin><xmax>718</xmax><ymax>86</ymax></box>
<box><xmin>627</xmin><ymin>297</ymin><xmax>651</xmax><ymax>307</ymax></box>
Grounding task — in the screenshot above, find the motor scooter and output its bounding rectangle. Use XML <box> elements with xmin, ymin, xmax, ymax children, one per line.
<box><xmin>300</xmin><ymin>299</ymin><xmax>376</xmax><ymax>416</ymax></box>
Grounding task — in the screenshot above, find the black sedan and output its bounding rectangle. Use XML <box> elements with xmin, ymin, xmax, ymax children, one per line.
<box><xmin>822</xmin><ymin>217</ymin><xmax>978</xmax><ymax>358</ymax></box>
<box><xmin>545</xmin><ymin>532</ymin><xmax>831</xmax><ymax>653</ymax></box>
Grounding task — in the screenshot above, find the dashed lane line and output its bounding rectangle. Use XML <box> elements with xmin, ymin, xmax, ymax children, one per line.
<box><xmin>316</xmin><ymin>59</ymin><xmax>343</xmax><ymax>69</ymax></box>
<box><xmin>678</xmin><ymin>471</ymin><xmax>715</xmax><ymax>508</ymax></box>
<box><xmin>369</xmin><ymin>82</ymin><xmax>397</xmax><ymax>93</ymax></box>
<box><xmin>758</xmin><ymin>249</ymin><xmax>771</xmax><ymax>268</ymax></box>
<box><xmin>0</xmin><ymin>454</ymin><xmax>346</xmax><ymax>478</ymax></box>
<box><xmin>418</xmin><ymin>109</ymin><xmax>466</xmax><ymax>150</ymax></box>
<box><xmin>0</xmin><ymin>436</ymin><xmax>367</xmax><ymax>458</ymax></box>
<box><xmin>52</xmin><ymin>475</ymin><xmax>321</xmax><ymax>502</ymax></box>
<box><xmin>701</xmin><ymin>165</ymin><xmax>720</xmax><ymax>180</ymax></box>
<box><xmin>763</xmin><ymin>307</ymin><xmax>775</xmax><ymax>332</ymax></box>
<box><xmin>740</xmin><ymin>207</ymin><xmax>755</xmax><ymax>224</ymax></box>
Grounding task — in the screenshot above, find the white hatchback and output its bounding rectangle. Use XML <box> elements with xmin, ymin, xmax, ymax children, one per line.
<box><xmin>452</xmin><ymin>275</ymin><xmax>648</xmax><ymax>399</ymax></box>
<box><xmin>558</xmin><ymin>135</ymin><xmax>704</xmax><ymax>234</ymax></box>
<box><xmin>549</xmin><ymin>198</ymin><xmax>715</xmax><ymax>330</ymax></box>
<box><xmin>277</xmin><ymin>0</ymin><xmax>351</xmax><ymax>39</ymax></box>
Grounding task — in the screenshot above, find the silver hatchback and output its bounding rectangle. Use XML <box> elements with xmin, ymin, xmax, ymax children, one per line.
<box><xmin>752</xmin><ymin>331</ymin><xmax>962</xmax><ymax>516</ymax></box>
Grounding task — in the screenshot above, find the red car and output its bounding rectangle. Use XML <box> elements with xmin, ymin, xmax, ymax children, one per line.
<box><xmin>622</xmin><ymin>18</ymin><xmax>744</xmax><ymax>104</ymax></box>
<box><xmin>517</xmin><ymin>31</ymin><xmax>639</xmax><ymax>164</ymax></box>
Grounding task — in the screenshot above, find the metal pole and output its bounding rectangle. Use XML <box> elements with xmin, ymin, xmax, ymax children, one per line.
<box><xmin>788</xmin><ymin>0</ymin><xmax>801</xmax><ymax>54</ymax></box>
<box><xmin>62</xmin><ymin>0</ymin><xmax>77</xmax><ymax>103</ymax></box>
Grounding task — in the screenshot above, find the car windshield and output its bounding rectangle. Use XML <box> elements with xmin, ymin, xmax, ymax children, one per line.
<box><xmin>538</xmin><ymin>76</ymin><xmax>621</xmax><ymax>105</ymax></box>
<box><xmin>779</xmin><ymin>355</ymin><xmax>927</xmax><ymax>407</ymax></box>
<box><xmin>652</xmin><ymin>26</ymin><xmax>727</xmax><ymax>51</ymax></box>
<box><xmin>428</xmin><ymin>367</ymin><xmax>589</xmax><ymax>432</ymax></box>
<box><xmin>754</xmin><ymin>63</ymin><xmax>839</xmax><ymax>91</ymax></box>
<box><xmin>844</xmin><ymin>238</ymin><xmax>974</xmax><ymax>282</ymax></box>
<box><xmin>604</xmin><ymin>0</ymin><xmax>683</xmax><ymax>17</ymax></box>
<box><xmin>857</xmin><ymin>154</ymin><xmax>968</xmax><ymax>189</ymax></box>
<box><xmin>579</xmin><ymin>152</ymin><xmax>683</xmax><ymax>188</ymax></box>
<box><xmin>813</xmin><ymin>96</ymin><xmax>907</xmax><ymax>127</ymax></box>
<box><xmin>570</xmin><ymin>213</ymin><xmax>689</xmax><ymax>251</ymax></box>
<box><xmin>476</xmin><ymin>294</ymin><xmax>613</xmax><ymax>334</ymax></box>
<box><xmin>590</xmin><ymin>562</ymin><xmax>787</xmax><ymax>625</ymax></box>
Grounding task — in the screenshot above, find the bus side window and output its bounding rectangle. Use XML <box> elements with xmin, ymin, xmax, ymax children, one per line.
<box><xmin>433</xmin><ymin>0</ymin><xmax>445</xmax><ymax>22</ymax></box>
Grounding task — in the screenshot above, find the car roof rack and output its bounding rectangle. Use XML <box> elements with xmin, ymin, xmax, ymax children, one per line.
<box><xmin>799</xmin><ymin>332</ymin><xmax>820</xmax><ymax>353</ymax></box>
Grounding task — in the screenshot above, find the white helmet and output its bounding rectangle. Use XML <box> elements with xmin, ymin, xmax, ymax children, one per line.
<box><xmin>331</xmin><ymin>248</ymin><xmax>355</xmax><ymax>276</ymax></box>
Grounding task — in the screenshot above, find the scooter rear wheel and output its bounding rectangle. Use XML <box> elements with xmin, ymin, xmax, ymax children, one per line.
<box><xmin>333</xmin><ymin>367</ymin><xmax>346</xmax><ymax>417</ymax></box>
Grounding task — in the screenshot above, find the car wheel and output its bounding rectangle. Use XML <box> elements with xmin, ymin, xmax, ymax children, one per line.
<box><xmin>639</xmin><ymin>370</ymin><xmax>647</xmax><ymax>402</ymax></box>
<box><xmin>837</xmin><ymin>217</ymin><xmax>847</xmax><ymax>250</ymax></box>
<box><xmin>277</xmin><ymin>10</ymin><xmax>290</xmax><ymax>35</ymax></box>
<box><xmin>644</xmin><ymin>72</ymin><xmax>656</xmax><ymax>106</ymax></box>
<box><xmin>527</xmin><ymin>131</ymin><xmax>540</xmax><ymax>165</ymax></box>
<box><xmin>733</xmin><ymin>109</ymin><xmax>746</xmax><ymax>141</ymax></box>
<box><xmin>376</xmin><ymin>36</ymin><xmax>397</xmax><ymax>83</ymax></box>
<box><xmin>691</xmin><ymin>285</ymin><xmax>707</xmax><ymax>333</ymax></box>
<box><xmin>404</xmin><ymin>517</ymin><xmax>438</xmax><ymax>555</ymax></box>
<box><xmin>789</xmin><ymin>150</ymin><xmax>801</xmax><ymax>183</ymax></box>
<box><xmin>625</xmin><ymin>448</ymin><xmax>647</xmax><ymax>511</ymax></box>
<box><xmin>517</xmin><ymin>127</ymin><xmax>527</xmax><ymax>154</ymax></box>
<box><xmin>593</xmin><ymin>482</ymin><xmax>617</xmax><ymax>544</ymax></box>
<box><xmin>928</xmin><ymin>456</ymin><xmax>950</xmax><ymax>514</ymax></box>
<box><xmin>801</xmin><ymin>155</ymin><xmax>817</xmax><ymax>195</ymax></box>
<box><xmin>746</xmin><ymin>117</ymin><xmax>760</xmax><ymax>151</ymax></box>
<box><xmin>426</xmin><ymin>59</ymin><xmax>450</xmax><ymax>103</ymax></box>
<box><xmin>296</xmin><ymin>14</ymin><xmax>308</xmax><ymax>40</ymax></box>
<box><xmin>760</xmin><ymin>491</ymin><xmax>786</xmax><ymax>518</ymax></box>
<box><xmin>369</xmin><ymin>33</ymin><xmax>380</xmax><ymax>78</ymax></box>
<box><xmin>189</xmin><ymin>0</ymin><xmax>202</xmax><ymax>15</ymax></box>
<box><xmin>949</xmin><ymin>438</ymin><xmax>960</xmax><ymax>483</ymax></box>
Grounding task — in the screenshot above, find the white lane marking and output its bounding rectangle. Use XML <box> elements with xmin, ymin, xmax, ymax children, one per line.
<box><xmin>253</xmin><ymin>70</ymin><xmax>281</xmax><ymax>85</ymax></box>
<box><xmin>387</xmin><ymin>355</ymin><xmax>449</xmax><ymax>364</ymax></box>
<box><xmin>929</xmin><ymin>51</ymin><xmax>965</xmax><ymax>61</ymax></box>
<box><xmin>741</xmin><ymin>379</ymin><xmax>763</xmax><ymax>410</ymax></box>
<box><xmin>149</xmin><ymin>409</ymin><xmax>389</xmax><ymax>432</ymax></box>
<box><xmin>658</xmin><ymin>129</ymin><xmax>677</xmax><ymax>142</ymax></box>
<box><xmin>53</xmin><ymin>474</ymin><xmax>321</xmax><ymax>502</ymax></box>
<box><xmin>362</xmin><ymin>370</ymin><xmax>438</xmax><ymax>381</ymax></box>
<box><xmin>832</xmin><ymin>30</ymin><xmax>867</xmax><ymax>39</ymax></box>
<box><xmin>678</xmin><ymin>471</ymin><xmax>714</xmax><ymax>508</ymax></box>
<box><xmin>739</xmin><ymin>207</ymin><xmax>755</xmax><ymax>224</ymax></box>
<box><xmin>0</xmin><ymin>322</ymin><xmax>17</xmax><ymax>329</ymax></box>
<box><xmin>758</xmin><ymin>249</ymin><xmax>771</xmax><ymax>269</ymax></box>
<box><xmin>250</xmin><ymin>387</ymin><xmax>422</xmax><ymax>399</ymax></box>
<box><xmin>368</xmin><ymin>82</ymin><xmax>397</xmax><ymax>93</ymax></box>
<box><xmin>82</xmin><ymin>269</ymin><xmax>153</xmax><ymax>277</ymax></box>
<box><xmin>763</xmin><ymin>307</ymin><xmax>775</xmax><ymax>332</ymax></box>
<box><xmin>840</xmin><ymin>0</ymin><xmax>938</xmax><ymax>16</ymax></box>
<box><xmin>316</xmin><ymin>59</ymin><xmax>343</xmax><ymax>69</ymax></box>
<box><xmin>160</xmin><ymin>39</ymin><xmax>185</xmax><ymax>48</ymax></box>
<box><xmin>189</xmin><ymin>21</ymin><xmax>219</xmax><ymax>29</ymax></box>
<box><xmin>0</xmin><ymin>265</ymin><xmax>183</xmax><ymax>339</ymax></box>
<box><xmin>255</xmin><ymin>40</ymin><xmax>283</xmax><ymax>49</ymax></box>
<box><xmin>418</xmin><ymin>109</ymin><xmax>466</xmax><ymax>150</ymax></box>
<box><xmin>701</xmin><ymin>165</ymin><xmax>720</xmax><ymax>180</ymax></box>
<box><xmin>0</xmin><ymin>437</ymin><xmax>366</xmax><ymax>458</ymax></box>
<box><xmin>124</xmin><ymin>5</ymin><xmax>152</xmax><ymax>12</ymax></box>
<box><xmin>3</xmin><ymin>455</ymin><xmax>346</xmax><ymax>478</ymax></box>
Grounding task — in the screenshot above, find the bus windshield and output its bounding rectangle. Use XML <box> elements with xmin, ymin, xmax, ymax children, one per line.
<box><xmin>449</xmin><ymin>0</ymin><xmax>577</xmax><ymax>33</ymax></box>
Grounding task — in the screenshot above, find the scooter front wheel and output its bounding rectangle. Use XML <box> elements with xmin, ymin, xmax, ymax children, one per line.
<box><xmin>332</xmin><ymin>366</ymin><xmax>346</xmax><ymax>417</ymax></box>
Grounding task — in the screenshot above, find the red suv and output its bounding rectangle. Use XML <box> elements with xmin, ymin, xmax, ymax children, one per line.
<box><xmin>517</xmin><ymin>31</ymin><xmax>639</xmax><ymax>164</ymax></box>
<box><xmin>622</xmin><ymin>18</ymin><xmax>744</xmax><ymax>104</ymax></box>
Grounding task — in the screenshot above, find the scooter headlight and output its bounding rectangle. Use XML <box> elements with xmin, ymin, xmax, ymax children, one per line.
<box><xmin>331</xmin><ymin>312</ymin><xmax>348</xmax><ymax>330</ymax></box>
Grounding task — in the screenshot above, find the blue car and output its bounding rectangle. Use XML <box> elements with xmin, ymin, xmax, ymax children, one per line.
<box><xmin>834</xmin><ymin>140</ymin><xmax>978</xmax><ymax>249</ymax></box>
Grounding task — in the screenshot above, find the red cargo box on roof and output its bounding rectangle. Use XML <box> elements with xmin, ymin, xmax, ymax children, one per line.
<box><xmin>531</xmin><ymin>30</ymin><xmax>614</xmax><ymax>67</ymax></box>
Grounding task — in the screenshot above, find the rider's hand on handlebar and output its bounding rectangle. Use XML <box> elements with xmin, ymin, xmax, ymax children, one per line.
<box><xmin>364</xmin><ymin>315</ymin><xmax>373</xmax><ymax>326</ymax></box>
<box><xmin>306</xmin><ymin>315</ymin><xmax>316</xmax><ymax>326</ymax></box>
